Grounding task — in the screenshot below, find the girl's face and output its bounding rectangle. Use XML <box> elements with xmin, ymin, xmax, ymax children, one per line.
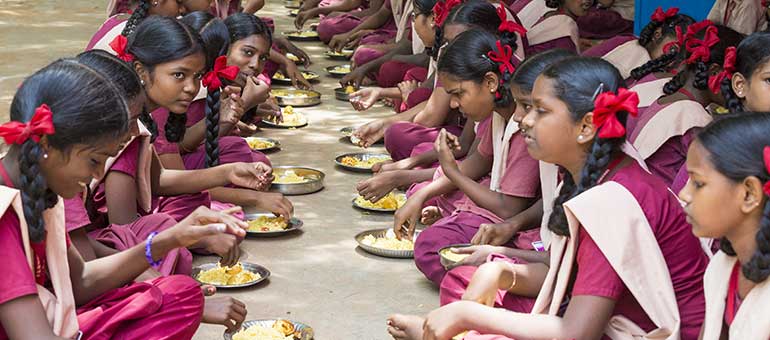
<box><xmin>510</xmin><ymin>85</ymin><xmax>533</xmax><ymax>124</ymax></box>
<box><xmin>181</xmin><ymin>0</ymin><xmax>213</xmax><ymax>12</ymax></box>
<box><xmin>521</xmin><ymin>75</ymin><xmax>585</xmax><ymax>166</ymax></box>
<box><xmin>440</xmin><ymin>72</ymin><xmax>496</xmax><ymax>122</ymax></box>
<box><xmin>227</xmin><ymin>34</ymin><xmax>271</xmax><ymax>77</ymax></box>
<box><xmin>139</xmin><ymin>52</ymin><xmax>206</xmax><ymax>113</ymax></box>
<box><xmin>648</xmin><ymin>28</ymin><xmax>678</xmax><ymax>59</ymax></box>
<box><xmin>733</xmin><ymin>60</ymin><xmax>770</xmax><ymax>112</ymax></box>
<box><xmin>413</xmin><ymin>11</ymin><xmax>435</xmax><ymax>46</ymax></box>
<box><xmin>678</xmin><ymin>141</ymin><xmax>753</xmax><ymax>239</ymax></box>
<box><xmin>563</xmin><ymin>0</ymin><xmax>592</xmax><ymax>17</ymax></box>
<box><xmin>148</xmin><ymin>0</ymin><xmax>184</xmax><ymax>17</ymax></box>
<box><xmin>42</xmin><ymin>139</ymin><xmax>124</xmax><ymax>199</ymax></box>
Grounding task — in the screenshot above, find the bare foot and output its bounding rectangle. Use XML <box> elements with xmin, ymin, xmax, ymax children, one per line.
<box><xmin>387</xmin><ymin>314</ymin><xmax>425</xmax><ymax>340</ymax></box>
<box><xmin>421</xmin><ymin>206</ymin><xmax>442</xmax><ymax>225</ymax></box>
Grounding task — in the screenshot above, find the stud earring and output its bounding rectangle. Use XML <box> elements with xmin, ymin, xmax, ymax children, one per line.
<box><xmin>140</xmin><ymin>79</ymin><xmax>145</xmax><ymax>86</ymax></box>
<box><xmin>153</xmin><ymin>1</ymin><xmax>159</xmax><ymax>5</ymax></box>
<box><xmin>577</xmin><ymin>135</ymin><xmax>584</xmax><ymax>141</ymax></box>
<box><xmin>43</xmin><ymin>153</ymin><xmax>48</xmax><ymax>159</ymax></box>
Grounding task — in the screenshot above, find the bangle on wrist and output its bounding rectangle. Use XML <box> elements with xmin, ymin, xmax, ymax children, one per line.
<box><xmin>503</xmin><ymin>261</ymin><xmax>517</xmax><ymax>291</ymax></box>
<box><xmin>145</xmin><ymin>231</ymin><xmax>162</xmax><ymax>269</ymax></box>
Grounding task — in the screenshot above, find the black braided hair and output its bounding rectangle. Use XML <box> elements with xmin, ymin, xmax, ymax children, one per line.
<box><xmin>631</xmin><ymin>14</ymin><xmax>696</xmax><ymax>80</ymax></box>
<box><xmin>139</xmin><ymin>108</ymin><xmax>159</xmax><ymax>141</ymax></box>
<box><xmin>630</xmin><ymin>49</ymin><xmax>679</xmax><ymax>80</ymax></box>
<box><xmin>721</xmin><ymin>78</ymin><xmax>744</xmax><ymax>113</ymax></box>
<box><xmin>662</xmin><ymin>24</ymin><xmax>744</xmax><ymax>95</ymax></box>
<box><xmin>638</xmin><ymin>12</ymin><xmax>695</xmax><ymax>48</ymax></box>
<box><xmin>539</xmin><ymin>57</ymin><xmax>628</xmax><ymax>237</ymax></box>
<box><xmin>204</xmin><ymin>89</ymin><xmax>221</xmax><ymax>167</ymax></box>
<box><xmin>545</xmin><ymin>0</ymin><xmax>561</xmax><ymax>9</ymax></box>
<box><xmin>9</xmin><ymin>60</ymin><xmax>129</xmax><ymax>242</ymax></box>
<box><xmin>727</xmin><ymin>32</ymin><xmax>770</xmax><ymax>112</ymax></box>
<box><xmin>697</xmin><ymin>112</ymin><xmax>770</xmax><ymax>283</ymax></box>
<box><xmin>121</xmin><ymin>0</ymin><xmax>151</xmax><ymax>37</ymax></box>
<box><xmin>164</xmin><ymin>112</ymin><xmax>188</xmax><ymax>143</ymax></box>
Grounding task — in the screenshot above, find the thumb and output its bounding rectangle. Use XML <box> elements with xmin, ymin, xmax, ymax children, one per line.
<box><xmin>187</xmin><ymin>223</ymin><xmax>227</xmax><ymax>241</ymax></box>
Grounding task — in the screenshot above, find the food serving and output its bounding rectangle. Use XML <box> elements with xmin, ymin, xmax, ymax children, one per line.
<box><xmin>196</xmin><ymin>263</ymin><xmax>262</xmax><ymax>286</ymax></box>
<box><xmin>361</xmin><ymin>229</ymin><xmax>414</xmax><ymax>251</ymax></box>
<box><xmin>354</xmin><ymin>192</ymin><xmax>406</xmax><ymax>211</ymax></box>
<box><xmin>232</xmin><ymin>320</ymin><xmax>300</xmax><ymax>340</ymax></box>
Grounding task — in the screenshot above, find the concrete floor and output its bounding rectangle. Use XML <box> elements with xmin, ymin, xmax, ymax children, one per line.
<box><xmin>0</xmin><ymin>1</ymin><xmax>440</xmax><ymax>339</ymax></box>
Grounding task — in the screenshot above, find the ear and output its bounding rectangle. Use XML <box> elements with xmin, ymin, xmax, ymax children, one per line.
<box><xmin>483</xmin><ymin>71</ymin><xmax>500</xmax><ymax>93</ymax></box>
<box><xmin>577</xmin><ymin>111</ymin><xmax>598</xmax><ymax>145</ymax></box>
<box><xmin>741</xmin><ymin>176</ymin><xmax>766</xmax><ymax>214</ymax></box>
<box><xmin>133</xmin><ymin>61</ymin><xmax>150</xmax><ymax>86</ymax></box>
<box><xmin>708</xmin><ymin>62</ymin><xmax>722</xmax><ymax>76</ymax></box>
<box><xmin>732</xmin><ymin>72</ymin><xmax>748</xmax><ymax>99</ymax></box>
<box><xmin>653</xmin><ymin>27</ymin><xmax>663</xmax><ymax>41</ymax></box>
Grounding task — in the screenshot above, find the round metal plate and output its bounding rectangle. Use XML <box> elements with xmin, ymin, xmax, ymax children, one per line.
<box><xmin>224</xmin><ymin>319</ymin><xmax>314</xmax><ymax>340</ymax></box>
<box><xmin>334</xmin><ymin>152</ymin><xmax>391</xmax><ymax>173</ymax></box>
<box><xmin>438</xmin><ymin>244</ymin><xmax>472</xmax><ymax>269</ymax></box>
<box><xmin>283</xmin><ymin>30</ymin><xmax>320</xmax><ymax>41</ymax></box>
<box><xmin>244</xmin><ymin>136</ymin><xmax>281</xmax><ymax>152</ymax></box>
<box><xmin>271</xmin><ymin>89</ymin><xmax>322</xmax><ymax>107</ymax></box>
<box><xmin>325</xmin><ymin>65</ymin><xmax>351</xmax><ymax>78</ymax></box>
<box><xmin>271</xmin><ymin>71</ymin><xmax>320</xmax><ymax>85</ymax></box>
<box><xmin>288</xmin><ymin>9</ymin><xmax>298</xmax><ymax>16</ymax></box>
<box><xmin>244</xmin><ymin>213</ymin><xmax>304</xmax><ymax>237</ymax></box>
<box><xmin>324</xmin><ymin>50</ymin><xmax>354</xmax><ymax>60</ymax></box>
<box><xmin>270</xmin><ymin>166</ymin><xmax>325</xmax><ymax>195</ymax></box>
<box><xmin>351</xmin><ymin>193</ymin><xmax>406</xmax><ymax>213</ymax></box>
<box><xmin>354</xmin><ymin>228</ymin><xmax>419</xmax><ymax>258</ymax></box>
<box><xmin>192</xmin><ymin>262</ymin><xmax>270</xmax><ymax>289</ymax></box>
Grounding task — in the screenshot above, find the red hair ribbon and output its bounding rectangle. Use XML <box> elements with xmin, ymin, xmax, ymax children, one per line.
<box><xmin>764</xmin><ymin>146</ymin><xmax>770</xmax><ymax>196</ymax></box>
<box><xmin>685</xmin><ymin>25</ymin><xmax>719</xmax><ymax>65</ymax></box>
<box><xmin>592</xmin><ymin>88</ymin><xmax>639</xmax><ymax>139</ymax></box>
<box><xmin>487</xmin><ymin>40</ymin><xmax>515</xmax><ymax>75</ymax></box>
<box><xmin>0</xmin><ymin>104</ymin><xmax>56</xmax><ymax>145</ymax></box>
<box><xmin>496</xmin><ymin>6</ymin><xmax>527</xmax><ymax>36</ymax></box>
<box><xmin>763</xmin><ymin>0</ymin><xmax>769</xmax><ymax>7</ymax></box>
<box><xmin>651</xmin><ymin>7</ymin><xmax>679</xmax><ymax>22</ymax></box>
<box><xmin>433</xmin><ymin>0</ymin><xmax>461</xmax><ymax>27</ymax></box>
<box><xmin>202</xmin><ymin>56</ymin><xmax>239</xmax><ymax>89</ymax></box>
<box><xmin>662</xmin><ymin>25</ymin><xmax>686</xmax><ymax>54</ymax></box>
<box><xmin>109</xmin><ymin>35</ymin><xmax>134</xmax><ymax>62</ymax></box>
<box><xmin>708</xmin><ymin>46</ymin><xmax>736</xmax><ymax>94</ymax></box>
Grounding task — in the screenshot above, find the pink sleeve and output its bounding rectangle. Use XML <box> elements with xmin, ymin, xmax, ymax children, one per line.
<box><xmin>185</xmin><ymin>100</ymin><xmax>206</xmax><ymax>127</ymax></box>
<box><xmin>497</xmin><ymin>133</ymin><xmax>541</xmax><ymax>198</ymax></box>
<box><xmin>0</xmin><ymin>210</ymin><xmax>39</xmax><ymax>306</ymax></box>
<box><xmin>109</xmin><ymin>138</ymin><xmax>140</xmax><ymax>178</ymax></box>
<box><xmin>64</xmin><ymin>197</ymin><xmax>91</xmax><ymax>232</ymax></box>
<box><xmin>571</xmin><ymin>227</ymin><xmax>626</xmax><ymax>299</ymax></box>
<box><xmin>149</xmin><ymin>108</ymin><xmax>180</xmax><ymax>155</ymax></box>
<box><xmin>477</xmin><ymin>121</ymin><xmax>494</xmax><ymax>158</ymax></box>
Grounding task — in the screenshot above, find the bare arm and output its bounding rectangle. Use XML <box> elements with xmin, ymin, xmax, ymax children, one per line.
<box><xmin>315</xmin><ymin>0</ymin><xmax>363</xmax><ymax>15</ymax></box>
<box><xmin>443</xmin><ymin>163</ymin><xmax>534</xmax><ymax>220</ymax></box>
<box><xmin>0</xmin><ymin>295</ymin><xmax>68</xmax><ymax>340</ymax></box>
<box><xmin>241</xmin><ymin>0</ymin><xmax>264</xmax><ymax>13</ymax></box>
<box><xmin>408</xmin><ymin>151</ymin><xmax>493</xmax><ymax>204</ymax></box>
<box><xmin>104</xmin><ymin>172</ymin><xmax>141</xmax><ymax>225</ymax></box>
<box><xmin>391</xmin><ymin>53</ymin><xmax>430</xmax><ymax>67</ymax></box>
<box><xmin>412</xmin><ymin>88</ymin><xmax>452</xmax><ymax>127</ymax></box>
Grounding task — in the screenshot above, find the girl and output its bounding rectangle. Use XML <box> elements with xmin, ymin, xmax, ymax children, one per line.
<box><xmin>330</xmin><ymin>0</ymin><xmax>401</xmax><ymax>68</ymax></box>
<box><xmin>708</xmin><ymin>0</ymin><xmax>767</xmax><ymax>35</ymax></box>
<box><xmin>679</xmin><ymin>113</ymin><xmax>770</xmax><ymax>339</ymax></box>
<box><xmin>576</xmin><ymin>0</ymin><xmax>634</xmax><ymax>40</ymax></box>
<box><xmin>128</xmin><ymin>16</ymin><xmax>294</xmax><ymax>217</ymax></box>
<box><xmin>388</xmin><ymin>56</ymin><xmax>708</xmax><ymax>340</ymax></box>
<box><xmin>317</xmin><ymin>0</ymin><xmax>386</xmax><ymax>44</ymax></box>
<box><xmin>0</xmin><ymin>58</ymin><xmax>246</xmax><ymax>340</ymax></box>
<box><xmin>294</xmin><ymin>0</ymin><xmax>370</xmax><ymax>30</ymax></box>
<box><xmin>629</xmin><ymin>22</ymin><xmax>742</xmax><ymax>192</ymax></box>
<box><xmin>392</xmin><ymin>29</ymin><xmax>541</xmax><ymax>286</ymax></box>
<box><xmin>724</xmin><ymin>31</ymin><xmax>770</xmax><ymax>113</ymax></box>
<box><xmin>525</xmin><ymin>0</ymin><xmax>590</xmax><ymax>55</ymax></box>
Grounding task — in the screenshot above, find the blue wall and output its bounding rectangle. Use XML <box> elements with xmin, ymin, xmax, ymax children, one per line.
<box><xmin>634</xmin><ymin>0</ymin><xmax>716</xmax><ymax>34</ymax></box>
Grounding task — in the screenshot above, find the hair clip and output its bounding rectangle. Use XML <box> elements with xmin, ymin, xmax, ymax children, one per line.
<box><xmin>591</xmin><ymin>83</ymin><xmax>605</xmax><ymax>102</ymax></box>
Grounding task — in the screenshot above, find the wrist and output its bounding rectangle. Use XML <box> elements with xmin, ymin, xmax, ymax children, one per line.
<box><xmin>150</xmin><ymin>230</ymin><xmax>178</xmax><ymax>260</ymax></box>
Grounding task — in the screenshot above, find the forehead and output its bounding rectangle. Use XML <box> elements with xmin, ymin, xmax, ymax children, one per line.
<box><xmin>443</xmin><ymin>23</ymin><xmax>468</xmax><ymax>41</ymax></box>
<box><xmin>532</xmin><ymin>75</ymin><xmax>555</xmax><ymax>99</ymax></box>
<box><xmin>155</xmin><ymin>52</ymin><xmax>206</xmax><ymax>71</ymax></box>
<box><xmin>232</xmin><ymin>34</ymin><xmax>270</xmax><ymax>53</ymax></box>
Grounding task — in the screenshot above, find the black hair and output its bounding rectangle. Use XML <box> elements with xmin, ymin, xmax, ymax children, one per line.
<box><xmin>545</xmin><ymin>0</ymin><xmax>561</xmax><ymax>8</ymax></box>
<box><xmin>662</xmin><ymin>24</ymin><xmax>743</xmax><ymax>96</ymax></box>
<box><xmin>541</xmin><ymin>57</ymin><xmax>629</xmax><ymax>237</ymax></box>
<box><xmin>127</xmin><ymin>15</ymin><xmax>205</xmax><ymax>143</ymax></box>
<box><xmin>723</xmin><ymin>32</ymin><xmax>770</xmax><ymax>113</ymax></box>
<box><xmin>630</xmin><ymin>13</ymin><xmax>696</xmax><ymax>80</ymax></box>
<box><xmin>183</xmin><ymin>11</ymin><xmax>232</xmax><ymax>168</ymax></box>
<box><xmin>9</xmin><ymin>60</ymin><xmax>129</xmax><ymax>242</ymax></box>
<box><xmin>697</xmin><ymin>112</ymin><xmax>770</xmax><ymax>283</ymax></box>
<box><xmin>429</xmin><ymin>1</ymin><xmax>513</xmax><ymax>61</ymax></box>
<box><xmin>511</xmin><ymin>49</ymin><xmax>576</xmax><ymax>93</ymax></box>
<box><xmin>121</xmin><ymin>0</ymin><xmax>151</xmax><ymax>37</ymax></box>
<box><xmin>225</xmin><ymin>13</ymin><xmax>273</xmax><ymax>48</ymax></box>
<box><xmin>74</xmin><ymin>50</ymin><xmax>158</xmax><ymax>140</ymax></box>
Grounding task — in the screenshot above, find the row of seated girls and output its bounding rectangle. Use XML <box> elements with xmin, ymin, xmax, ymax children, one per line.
<box><xmin>0</xmin><ymin>1</ymin><xmax>320</xmax><ymax>339</ymax></box>
<box><xmin>298</xmin><ymin>0</ymin><xmax>769</xmax><ymax>337</ymax></box>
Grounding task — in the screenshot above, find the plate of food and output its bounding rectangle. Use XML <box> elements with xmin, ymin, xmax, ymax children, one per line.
<box><xmin>324</xmin><ymin>49</ymin><xmax>354</xmax><ymax>60</ymax></box>
<box><xmin>334</xmin><ymin>85</ymin><xmax>358</xmax><ymax>101</ymax></box>
<box><xmin>288</xmin><ymin>8</ymin><xmax>299</xmax><ymax>16</ymax></box>
<box><xmin>225</xmin><ymin>319</ymin><xmax>314</xmax><ymax>340</ymax></box>
<box><xmin>339</xmin><ymin>126</ymin><xmax>366</xmax><ymax>145</ymax></box>
<box><xmin>325</xmin><ymin>64</ymin><xmax>351</xmax><ymax>78</ymax></box>
<box><xmin>439</xmin><ymin>244</ymin><xmax>472</xmax><ymax>269</ymax></box>
<box><xmin>335</xmin><ymin>152</ymin><xmax>391</xmax><ymax>172</ymax></box>
<box><xmin>262</xmin><ymin>106</ymin><xmax>308</xmax><ymax>128</ymax></box>
<box><xmin>270</xmin><ymin>89</ymin><xmax>321</xmax><ymax>107</ymax></box>
<box><xmin>193</xmin><ymin>262</ymin><xmax>270</xmax><ymax>289</ymax></box>
<box><xmin>352</xmin><ymin>192</ymin><xmax>406</xmax><ymax>212</ymax></box>
<box><xmin>271</xmin><ymin>166</ymin><xmax>325</xmax><ymax>195</ymax></box>
<box><xmin>245</xmin><ymin>213</ymin><xmax>303</xmax><ymax>237</ymax></box>
<box><xmin>355</xmin><ymin>228</ymin><xmax>419</xmax><ymax>258</ymax></box>
<box><xmin>283</xmin><ymin>30</ymin><xmax>320</xmax><ymax>41</ymax></box>
<box><xmin>286</xmin><ymin>53</ymin><xmax>302</xmax><ymax>64</ymax></box>
<box><xmin>244</xmin><ymin>136</ymin><xmax>280</xmax><ymax>152</ymax></box>
<box><xmin>284</xmin><ymin>0</ymin><xmax>301</xmax><ymax>8</ymax></box>
<box><xmin>271</xmin><ymin>70</ymin><xmax>320</xmax><ymax>85</ymax></box>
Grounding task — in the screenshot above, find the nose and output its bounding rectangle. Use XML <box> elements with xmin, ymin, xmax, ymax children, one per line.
<box><xmin>449</xmin><ymin>97</ymin><xmax>459</xmax><ymax>109</ymax></box>
<box><xmin>184</xmin><ymin>78</ymin><xmax>198</xmax><ymax>95</ymax></box>
<box><xmin>520</xmin><ymin>108</ymin><xmax>535</xmax><ymax>130</ymax></box>
<box><xmin>677</xmin><ymin>180</ymin><xmax>692</xmax><ymax>204</ymax></box>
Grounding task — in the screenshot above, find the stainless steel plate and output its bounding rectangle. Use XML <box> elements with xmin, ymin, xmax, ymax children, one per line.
<box><xmin>284</xmin><ymin>0</ymin><xmax>301</xmax><ymax>8</ymax></box>
<box><xmin>261</xmin><ymin>118</ymin><xmax>308</xmax><ymax>129</ymax></box>
<box><xmin>283</xmin><ymin>30</ymin><xmax>320</xmax><ymax>41</ymax></box>
<box><xmin>325</xmin><ymin>64</ymin><xmax>351</xmax><ymax>78</ymax></box>
<box><xmin>288</xmin><ymin>9</ymin><xmax>298</xmax><ymax>16</ymax></box>
<box><xmin>324</xmin><ymin>49</ymin><xmax>354</xmax><ymax>60</ymax></box>
<box><xmin>244</xmin><ymin>213</ymin><xmax>303</xmax><ymax>237</ymax></box>
<box><xmin>244</xmin><ymin>136</ymin><xmax>281</xmax><ymax>152</ymax></box>
<box><xmin>271</xmin><ymin>89</ymin><xmax>322</xmax><ymax>107</ymax></box>
<box><xmin>224</xmin><ymin>319</ymin><xmax>314</xmax><ymax>340</ymax></box>
<box><xmin>351</xmin><ymin>192</ymin><xmax>406</xmax><ymax>213</ymax></box>
<box><xmin>334</xmin><ymin>87</ymin><xmax>356</xmax><ymax>101</ymax></box>
<box><xmin>438</xmin><ymin>244</ymin><xmax>472</xmax><ymax>269</ymax></box>
<box><xmin>192</xmin><ymin>262</ymin><xmax>270</xmax><ymax>289</ymax></box>
<box><xmin>270</xmin><ymin>166</ymin><xmax>325</xmax><ymax>195</ymax></box>
<box><xmin>354</xmin><ymin>228</ymin><xmax>419</xmax><ymax>258</ymax></box>
<box><xmin>271</xmin><ymin>71</ymin><xmax>320</xmax><ymax>86</ymax></box>
<box><xmin>334</xmin><ymin>152</ymin><xmax>391</xmax><ymax>173</ymax></box>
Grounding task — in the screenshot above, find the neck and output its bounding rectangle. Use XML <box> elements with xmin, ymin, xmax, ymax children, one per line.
<box><xmin>680</xmin><ymin>76</ymin><xmax>713</xmax><ymax>107</ymax></box>
<box><xmin>146</xmin><ymin>100</ymin><xmax>160</xmax><ymax>113</ymax></box>
<box><xmin>0</xmin><ymin>148</ymin><xmax>22</xmax><ymax>188</ymax></box>
<box><xmin>727</xmin><ymin>219</ymin><xmax>761</xmax><ymax>265</ymax></box>
<box><xmin>495</xmin><ymin>104</ymin><xmax>515</xmax><ymax>121</ymax></box>
<box><xmin>564</xmin><ymin>150</ymin><xmax>588</xmax><ymax>184</ymax></box>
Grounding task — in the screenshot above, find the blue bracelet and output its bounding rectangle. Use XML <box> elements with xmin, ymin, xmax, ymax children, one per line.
<box><xmin>145</xmin><ymin>231</ymin><xmax>162</xmax><ymax>268</ymax></box>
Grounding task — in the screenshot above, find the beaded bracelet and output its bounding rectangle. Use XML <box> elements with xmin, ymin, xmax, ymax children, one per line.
<box><xmin>145</xmin><ymin>231</ymin><xmax>162</xmax><ymax>268</ymax></box>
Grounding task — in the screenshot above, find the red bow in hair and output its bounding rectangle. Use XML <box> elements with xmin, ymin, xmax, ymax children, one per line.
<box><xmin>0</xmin><ymin>104</ymin><xmax>56</xmax><ymax>145</ymax></box>
<box><xmin>662</xmin><ymin>25</ymin><xmax>687</xmax><ymax>54</ymax></box>
<box><xmin>651</xmin><ymin>7</ymin><xmax>679</xmax><ymax>22</ymax></box>
<box><xmin>109</xmin><ymin>35</ymin><xmax>134</xmax><ymax>62</ymax></box>
<box><xmin>763</xmin><ymin>0</ymin><xmax>769</xmax><ymax>8</ymax></box>
<box><xmin>433</xmin><ymin>0</ymin><xmax>461</xmax><ymax>27</ymax></box>
<box><xmin>496</xmin><ymin>6</ymin><xmax>527</xmax><ymax>36</ymax></box>
<box><xmin>763</xmin><ymin>146</ymin><xmax>770</xmax><ymax>196</ymax></box>
<box><xmin>487</xmin><ymin>40</ymin><xmax>515</xmax><ymax>75</ymax></box>
<box><xmin>685</xmin><ymin>25</ymin><xmax>719</xmax><ymax>65</ymax></box>
<box><xmin>202</xmin><ymin>56</ymin><xmax>239</xmax><ymax>89</ymax></box>
<box><xmin>708</xmin><ymin>46</ymin><xmax>736</xmax><ymax>94</ymax></box>
<box><xmin>592</xmin><ymin>88</ymin><xmax>639</xmax><ymax>139</ymax></box>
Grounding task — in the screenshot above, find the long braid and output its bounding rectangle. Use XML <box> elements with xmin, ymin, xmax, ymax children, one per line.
<box><xmin>121</xmin><ymin>0</ymin><xmax>150</xmax><ymax>37</ymax></box>
<box><xmin>721</xmin><ymin>78</ymin><xmax>744</xmax><ymax>113</ymax></box>
<box><xmin>18</xmin><ymin>141</ymin><xmax>58</xmax><ymax>243</ymax></box>
<box><xmin>692</xmin><ymin>61</ymin><xmax>710</xmax><ymax>90</ymax></box>
<box><xmin>630</xmin><ymin>49</ymin><xmax>679</xmax><ymax>80</ymax></box>
<box><xmin>138</xmin><ymin>107</ymin><xmax>158</xmax><ymax>142</ymax></box>
<box><xmin>663</xmin><ymin>71</ymin><xmax>688</xmax><ymax>95</ymax></box>
<box><xmin>638</xmin><ymin>19</ymin><xmax>664</xmax><ymax>48</ymax></box>
<box><xmin>547</xmin><ymin>171</ymin><xmax>576</xmax><ymax>236</ymax></box>
<box><xmin>164</xmin><ymin>112</ymin><xmax>187</xmax><ymax>143</ymax></box>
<box><xmin>431</xmin><ymin>26</ymin><xmax>444</xmax><ymax>60</ymax></box>
<box><xmin>744</xmin><ymin>200</ymin><xmax>770</xmax><ymax>282</ymax></box>
<box><xmin>205</xmin><ymin>89</ymin><xmax>221</xmax><ymax>168</ymax></box>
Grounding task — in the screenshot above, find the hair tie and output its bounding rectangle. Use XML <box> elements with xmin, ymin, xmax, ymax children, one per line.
<box><xmin>0</xmin><ymin>104</ymin><xmax>56</xmax><ymax>145</ymax></box>
<box><xmin>685</xmin><ymin>24</ymin><xmax>719</xmax><ymax>65</ymax></box>
<box><xmin>592</xmin><ymin>88</ymin><xmax>639</xmax><ymax>139</ymax></box>
<box><xmin>708</xmin><ymin>46</ymin><xmax>736</xmax><ymax>94</ymax></box>
<box><xmin>486</xmin><ymin>40</ymin><xmax>515</xmax><ymax>75</ymax></box>
<box><xmin>202</xmin><ymin>56</ymin><xmax>239</xmax><ymax>89</ymax></box>
<box><xmin>496</xmin><ymin>6</ymin><xmax>527</xmax><ymax>36</ymax></box>
<box><xmin>650</xmin><ymin>7</ymin><xmax>679</xmax><ymax>23</ymax></box>
<box><xmin>109</xmin><ymin>35</ymin><xmax>135</xmax><ymax>62</ymax></box>
<box><xmin>763</xmin><ymin>146</ymin><xmax>770</xmax><ymax>196</ymax></box>
<box><xmin>433</xmin><ymin>0</ymin><xmax>461</xmax><ymax>27</ymax></box>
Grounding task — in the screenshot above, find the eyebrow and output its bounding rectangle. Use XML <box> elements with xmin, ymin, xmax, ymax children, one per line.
<box><xmin>241</xmin><ymin>44</ymin><xmax>257</xmax><ymax>50</ymax></box>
